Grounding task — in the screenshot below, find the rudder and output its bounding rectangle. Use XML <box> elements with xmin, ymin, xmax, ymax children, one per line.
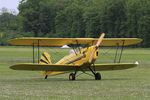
<box><xmin>40</xmin><ymin>52</ymin><xmax>52</xmax><ymax>64</ymax></box>
<box><xmin>40</xmin><ymin>52</ymin><xmax>64</xmax><ymax>79</ymax></box>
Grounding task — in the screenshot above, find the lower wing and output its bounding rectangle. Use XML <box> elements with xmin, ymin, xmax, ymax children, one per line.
<box><xmin>10</xmin><ymin>62</ymin><xmax>138</xmax><ymax>71</ymax></box>
<box><xmin>10</xmin><ymin>64</ymin><xmax>80</xmax><ymax>71</ymax></box>
<box><xmin>92</xmin><ymin>62</ymin><xmax>139</xmax><ymax>71</ymax></box>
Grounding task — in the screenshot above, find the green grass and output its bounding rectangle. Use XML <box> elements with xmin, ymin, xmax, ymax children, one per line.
<box><xmin>0</xmin><ymin>46</ymin><xmax>150</xmax><ymax>100</ymax></box>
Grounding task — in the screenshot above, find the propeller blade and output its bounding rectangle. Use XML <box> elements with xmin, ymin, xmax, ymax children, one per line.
<box><xmin>89</xmin><ymin>33</ymin><xmax>105</xmax><ymax>63</ymax></box>
<box><xmin>96</xmin><ymin>33</ymin><xmax>105</xmax><ymax>47</ymax></box>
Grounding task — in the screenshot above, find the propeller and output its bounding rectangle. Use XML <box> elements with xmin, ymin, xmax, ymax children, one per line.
<box><xmin>89</xmin><ymin>33</ymin><xmax>105</xmax><ymax>63</ymax></box>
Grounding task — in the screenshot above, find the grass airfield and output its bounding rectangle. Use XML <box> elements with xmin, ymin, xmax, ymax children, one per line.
<box><xmin>0</xmin><ymin>46</ymin><xmax>149</xmax><ymax>100</ymax></box>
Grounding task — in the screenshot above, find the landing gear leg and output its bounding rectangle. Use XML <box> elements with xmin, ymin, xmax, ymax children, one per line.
<box><xmin>45</xmin><ymin>75</ymin><xmax>48</xmax><ymax>79</ymax></box>
<box><xmin>89</xmin><ymin>66</ymin><xmax>102</xmax><ymax>80</ymax></box>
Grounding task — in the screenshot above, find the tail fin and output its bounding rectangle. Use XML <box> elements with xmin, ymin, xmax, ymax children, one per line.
<box><xmin>40</xmin><ymin>52</ymin><xmax>52</xmax><ymax>64</ymax></box>
<box><xmin>40</xmin><ymin>52</ymin><xmax>64</xmax><ymax>78</ymax></box>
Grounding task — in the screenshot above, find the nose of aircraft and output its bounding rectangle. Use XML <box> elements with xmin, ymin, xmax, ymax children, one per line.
<box><xmin>89</xmin><ymin>33</ymin><xmax>105</xmax><ymax>63</ymax></box>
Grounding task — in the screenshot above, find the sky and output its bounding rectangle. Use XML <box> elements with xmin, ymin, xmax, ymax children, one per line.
<box><xmin>0</xmin><ymin>0</ymin><xmax>20</xmax><ymax>14</ymax></box>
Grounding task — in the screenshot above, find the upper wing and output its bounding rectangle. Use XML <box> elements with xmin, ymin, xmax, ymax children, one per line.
<box><xmin>10</xmin><ymin>63</ymin><xmax>80</xmax><ymax>71</ymax></box>
<box><xmin>9</xmin><ymin>38</ymin><xmax>142</xmax><ymax>46</ymax></box>
<box><xmin>10</xmin><ymin>62</ymin><xmax>138</xmax><ymax>71</ymax></box>
<box><xmin>91</xmin><ymin>62</ymin><xmax>138</xmax><ymax>71</ymax></box>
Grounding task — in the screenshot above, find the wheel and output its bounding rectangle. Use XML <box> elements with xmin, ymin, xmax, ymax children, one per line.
<box><xmin>45</xmin><ymin>75</ymin><xmax>48</xmax><ymax>79</ymax></box>
<box><xmin>95</xmin><ymin>73</ymin><xmax>101</xmax><ymax>80</ymax></box>
<box><xmin>69</xmin><ymin>73</ymin><xmax>76</xmax><ymax>80</ymax></box>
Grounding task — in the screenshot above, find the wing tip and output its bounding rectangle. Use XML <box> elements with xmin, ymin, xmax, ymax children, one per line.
<box><xmin>9</xmin><ymin>66</ymin><xmax>15</xmax><ymax>70</ymax></box>
<box><xmin>135</xmin><ymin>61</ymin><xmax>139</xmax><ymax>65</ymax></box>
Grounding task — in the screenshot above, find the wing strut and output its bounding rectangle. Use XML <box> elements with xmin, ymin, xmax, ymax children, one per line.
<box><xmin>38</xmin><ymin>40</ymin><xmax>40</xmax><ymax>64</ymax></box>
<box><xmin>118</xmin><ymin>40</ymin><xmax>125</xmax><ymax>63</ymax></box>
<box><xmin>75</xmin><ymin>40</ymin><xmax>81</xmax><ymax>54</ymax></box>
<box><xmin>32</xmin><ymin>43</ymin><xmax>35</xmax><ymax>63</ymax></box>
<box><xmin>114</xmin><ymin>40</ymin><xmax>125</xmax><ymax>63</ymax></box>
<box><xmin>32</xmin><ymin>40</ymin><xmax>40</xmax><ymax>64</ymax></box>
<box><xmin>114</xmin><ymin>43</ymin><xmax>119</xmax><ymax>63</ymax></box>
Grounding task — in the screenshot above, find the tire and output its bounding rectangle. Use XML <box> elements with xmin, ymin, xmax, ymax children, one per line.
<box><xmin>95</xmin><ymin>73</ymin><xmax>101</xmax><ymax>80</ymax></box>
<box><xmin>69</xmin><ymin>73</ymin><xmax>76</xmax><ymax>80</ymax></box>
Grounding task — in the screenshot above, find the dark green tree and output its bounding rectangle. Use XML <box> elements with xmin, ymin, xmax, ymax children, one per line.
<box><xmin>15</xmin><ymin>0</ymin><xmax>150</xmax><ymax>47</ymax></box>
<box><xmin>56</xmin><ymin>0</ymin><xmax>86</xmax><ymax>37</ymax></box>
<box><xmin>0</xmin><ymin>8</ymin><xmax>18</xmax><ymax>31</ymax></box>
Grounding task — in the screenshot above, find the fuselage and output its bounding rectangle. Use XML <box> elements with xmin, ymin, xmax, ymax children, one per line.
<box><xmin>43</xmin><ymin>46</ymin><xmax>99</xmax><ymax>76</ymax></box>
<box><xmin>56</xmin><ymin>46</ymin><xmax>99</xmax><ymax>65</ymax></box>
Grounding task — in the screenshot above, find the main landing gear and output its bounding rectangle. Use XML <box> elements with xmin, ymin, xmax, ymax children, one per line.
<box><xmin>89</xmin><ymin>65</ymin><xmax>101</xmax><ymax>80</ymax></box>
<box><xmin>68</xmin><ymin>66</ymin><xmax>102</xmax><ymax>80</ymax></box>
<box><xmin>68</xmin><ymin>72</ymin><xmax>101</xmax><ymax>80</ymax></box>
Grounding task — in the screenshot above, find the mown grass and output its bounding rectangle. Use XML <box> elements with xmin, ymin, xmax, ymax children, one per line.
<box><xmin>0</xmin><ymin>46</ymin><xmax>149</xmax><ymax>100</ymax></box>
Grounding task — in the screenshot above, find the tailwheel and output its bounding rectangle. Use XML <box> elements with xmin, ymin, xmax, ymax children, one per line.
<box><xmin>95</xmin><ymin>73</ymin><xmax>101</xmax><ymax>80</ymax></box>
<box><xmin>69</xmin><ymin>73</ymin><xmax>76</xmax><ymax>80</ymax></box>
<box><xmin>45</xmin><ymin>75</ymin><xmax>48</xmax><ymax>79</ymax></box>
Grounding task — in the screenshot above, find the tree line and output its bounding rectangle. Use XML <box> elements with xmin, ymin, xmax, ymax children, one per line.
<box><xmin>0</xmin><ymin>0</ymin><xmax>150</xmax><ymax>47</ymax></box>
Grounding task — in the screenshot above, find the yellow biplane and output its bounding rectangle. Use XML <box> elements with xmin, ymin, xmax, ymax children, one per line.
<box><xmin>9</xmin><ymin>33</ymin><xmax>142</xmax><ymax>80</ymax></box>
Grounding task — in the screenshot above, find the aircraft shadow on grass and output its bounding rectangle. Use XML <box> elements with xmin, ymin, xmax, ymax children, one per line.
<box><xmin>0</xmin><ymin>77</ymin><xmax>132</xmax><ymax>83</ymax></box>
